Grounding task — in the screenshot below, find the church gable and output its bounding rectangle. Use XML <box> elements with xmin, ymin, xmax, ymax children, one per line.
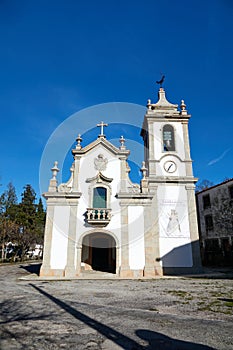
<box><xmin>49</xmin><ymin>127</ymin><xmax>145</xmax><ymax>198</ymax></box>
<box><xmin>72</xmin><ymin>136</ymin><xmax>129</xmax><ymax>157</ymax></box>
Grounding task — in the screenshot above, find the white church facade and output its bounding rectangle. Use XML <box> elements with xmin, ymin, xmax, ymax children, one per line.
<box><xmin>40</xmin><ymin>87</ymin><xmax>202</xmax><ymax>278</ymax></box>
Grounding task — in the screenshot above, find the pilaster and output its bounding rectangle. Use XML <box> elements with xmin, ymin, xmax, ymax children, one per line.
<box><xmin>119</xmin><ymin>203</ymin><xmax>132</xmax><ymax>277</ymax></box>
<box><xmin>119</xmin><ymin>157</ymin><xmax>128</xmax><ymax>192</ymax></box>
<box><xmin>143</xmin><ymin>184</ymin><xmax>163</xmax><ymax>276</ymax></box>
<box><xmin>64</xmin><ymin>200</ymin><xmax>79</xmax><ymax>277</ymax></box>
<box><xmin>75</xmin><ymin>246</ymin><xmax>82</xmax><ymax>276</ymax></box>
<box><xmin>186</xmin><ymin>184</ymin><xmax>202</xmax><ymax>270</ymax></box>
<box><xmin>147</xmin><ymin>121</ymin><xmax>156</xmax><ymax>177</ymax></box>
<box><xmin>40</xmin><ymin>203</ymin><xmax>55</xmax><ymax>276</ymax></box>
<box><xmin>182</xmin><ymin>121</ymin><xmax>193</xmax><ymax>176</ymax></box>
<box><xmin>73</xmin><ymin>155</ymin><xmax>81</xmax><ymax>191</ymax></box>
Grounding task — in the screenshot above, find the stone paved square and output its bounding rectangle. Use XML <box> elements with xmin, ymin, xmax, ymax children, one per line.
<box><xmin>0</xmin><ymin>263</ymin><xmax>233</xmax><ymax>349</ymax></box>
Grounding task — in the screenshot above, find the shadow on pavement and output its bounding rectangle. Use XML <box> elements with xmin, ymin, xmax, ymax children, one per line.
<box><xmin>20</xmin><ymin>263</ymin><xmax>42</xmax><ymax>276</ymax></box>
<box><xmin>217</xmin><ymin>297</ymin><xmax>233</xmax><ymax>303</ymax></box>
<box><xmin>30</xmin><ymin>284</ymin><xmax>216</xmax><ymax>350</ymax></box>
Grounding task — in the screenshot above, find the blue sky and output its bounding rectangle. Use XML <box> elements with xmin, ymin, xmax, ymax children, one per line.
<box><xmin>0</xmin><ymin>0</ymin><xmax>232</xmax><ymax>201</ymax></box>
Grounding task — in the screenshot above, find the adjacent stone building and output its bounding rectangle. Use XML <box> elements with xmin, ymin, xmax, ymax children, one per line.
<box><xmin>40</xmin><ymin>87</ymin><xmax>202</xmax><ymax>278</ymax></box>
<box><xmin>196</xmin><ymin>179</ymin><xmax>233</xmax><ymax>266</ymax></box>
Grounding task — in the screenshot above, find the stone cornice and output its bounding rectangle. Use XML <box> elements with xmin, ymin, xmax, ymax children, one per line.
<box><xmin>43</xmin><ymin>192</ymin><xmax>82</xmax><ymax>200</ymax></box>
<box><xmin>116</xmin><ymin>192</ymin><xmax>154</xmax><ymax>206</ymax></box>
<box><xmin>146</xmin><ymin>155</ymin><xmax>193</xmax><ymax>163</ymax></box>
<box><xmin>144</xmin><ymin>114</ymin><xmax>191</xmax><ymax>121</ymax></box>
<box><xmin>116</xmin><ymin>192</ymin><xmax>153</xmax><ymax>198</ymax></box>
<box><xmin>148</xmin><ymin>176</ymin><xmax>198</xmax><ymax>184</ymax></box>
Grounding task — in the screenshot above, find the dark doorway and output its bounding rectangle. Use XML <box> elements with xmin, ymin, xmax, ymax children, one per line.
<box><xmin>92</xmin><ymin>247</ymin><xmax>109</xmax><ymax>272</ymax></box>
<box><xmin>81</xmin><ymin>233</ymin><xmax>116</xmax><ymax>273</ymax></box>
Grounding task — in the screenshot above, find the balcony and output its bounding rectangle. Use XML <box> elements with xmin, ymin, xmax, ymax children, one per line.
<box><xmin>86</xmin><ymin>208</ymin><xmax>112</xmax><ymax>226</ymax></box>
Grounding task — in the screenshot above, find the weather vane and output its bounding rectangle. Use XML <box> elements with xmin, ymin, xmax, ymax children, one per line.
<box><xmin>156</xmin><ymin>74</ymin><xmax>165</xmax><ymax>87</ymax></box>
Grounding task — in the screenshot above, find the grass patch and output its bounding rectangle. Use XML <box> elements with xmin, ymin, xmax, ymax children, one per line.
<box><xmin>224</xmin><ymin>301</ymin><xmax>233</xmax><ymax>308</ymax></box>
<box><xmin>197</xmin><ymin>299</ymin><xmax>233</xmax><ymax>315</ymax></box>
<box><xmin>210</xmin><ymin>291</ymin><xmax>225</xmax><ymax>298</ymax></box>
<box><xmin>167</xmin><ymin>290</ymin><xmax>193</xmax><ymax>299</ymax></box>
<box><xmin>197</xmin><ymin>300</ymin><xmax>221</xmax><ymax>312</ymax></box>
<box><xmin>167</xmin><ymin>290</ymin><xmax>188</xmax><ymax>297</ymax></box>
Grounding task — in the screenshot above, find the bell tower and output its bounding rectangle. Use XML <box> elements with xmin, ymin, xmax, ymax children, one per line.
<box><xmin>141</xmin><ymin>87</ymin><xmax>202</xmax><ymax>274</ymax></box>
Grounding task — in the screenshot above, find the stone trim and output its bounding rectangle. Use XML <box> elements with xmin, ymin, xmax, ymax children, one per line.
<box><xmin>120</xmin><ymin>205</ymin><xmax>130</xmax><ymax>275</ymax></box>
<box><xmin>86</xmin><ymin>172</ymin><xmax>113</xmax><ymax>184</ymax></box>
<box><xmin>145</xmin><ymin>113</ymin><xmax>190</xmax><ymax>119</ymax></box>
<box><xmin>143</xmin><ymin>187</ymin><xmax>163</xmax><ymax>277</ymax></box>
<box><xmin>72</xmin><ymin>137</ymin><xmax>130</xmax><ymax>157</ymax></box>
<box><xmin>64</xmin><ymin>204</ymin><xmax>78</xmax><ymax>277</ymax></box>
<box><xmin>76</xmin><ymin>229</ymin><xmax>120</xmax><ymax>277</ymax></box>
<box><xmin>116</xmin><ymin>193</ymin><xmax>153</xmax><ymax>207</ymax></box>
<box><xmin>186</xmin><ymin>186</ymin><xmax>202</xmax><ymax>270</ymax></box>
<box><xmin>148</xmin><ymin>177</ymin><xmax>198</xmax><ymax>184</ymax></box>
<box><xmin>182</xmin><ymin>121</ymin><xmax>193</xmax><ymax>176</ymax></box>
<box><xmin>43</xmin><ymin>192</ymin><xmax>81</xmax><ymax>199</ymax></box>
<box><xmin>40</xmin><ymin>204</ymin><xmax>55</xmax><ymax>277</ymax></box>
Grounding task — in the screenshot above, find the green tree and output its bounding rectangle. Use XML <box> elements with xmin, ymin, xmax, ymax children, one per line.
<box><xmin>0</xmin><ymin>183</ymin><xmax>45</xmax><ymax>261</ymax></box>
<box><xmin>0</xmin><ymin>182</ymin><xmax>18</xmax><ymax>215</ymax></box>
<box><xmin>17</xmin><ymin>184</ymin><xmax>37</xmax><ymax>228</ymax></box>
<box><xmin>35</xmin><ymin>198</ymin><xmax>46</xmax><ymax>244</ymax></box>
<box><xmin>0</xmin><ymin>182</ymin><xmax>18</xmax><ymax>260</ymax></box>
<box><xmin>14</xmin><ymin>184</ymin><xmax>37</xmax><ymax>259</ymax></box>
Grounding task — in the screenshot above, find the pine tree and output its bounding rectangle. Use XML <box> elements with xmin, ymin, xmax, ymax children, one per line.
<box><xmin>14</xmin><ymin>184</ymin><xmax>38</xmax><ymax>260</ymax></box>
<box><xmin>0</xmin><ymin>182</ymin><xmax>18</xmax><ymax>215</ymax></box>
<box><xmin>35</xmin><ymin>198</ymin><xmax>46</xmax><ymax>244</ymax></box>
<box><xmin>0</xmin><ymin>183</ymin><xmax>46</xmax><ymax>261</ymax></box>
<box><xmin>0</xmin><ymin>182</ymin><xmax>18</xmax><ymax>260</ymax></box>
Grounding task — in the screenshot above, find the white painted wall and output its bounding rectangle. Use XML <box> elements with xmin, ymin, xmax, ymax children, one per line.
<box><xmin>159</xmin><ymin>237</ymin><xmax>193</xmax><ymax>267</ymax></box>
<box><xmin>50</xmin><ymin>206</ymin><xmax>70</xmax><ymax>269</ymax></box>
<box><xmin>128</xmin><ymin>206</ymin><xmax>145</xmax><ymax>269</ymax></box>
<box><xmin>157</xmin><ymin>185</ymin><xmax>193</xmax><ymax>267</ymax></box>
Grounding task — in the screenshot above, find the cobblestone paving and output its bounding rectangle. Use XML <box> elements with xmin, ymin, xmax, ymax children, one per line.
<box><xmin>0</xmin><ymin>263</ymin><xmax>233</xmax><ymax>350</ymax></box>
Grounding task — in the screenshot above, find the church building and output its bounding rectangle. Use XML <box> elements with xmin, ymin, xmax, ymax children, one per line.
<box><xmin>40</xmin><ymin>87</ymin><xmax>202</xmax><ymax>278</ymax></box>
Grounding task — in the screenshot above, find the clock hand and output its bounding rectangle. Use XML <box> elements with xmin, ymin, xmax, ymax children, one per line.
<box><xmin>167</xmin><ymin>164</ymin><xmax>173</xmax><ymax>171</ymax></box>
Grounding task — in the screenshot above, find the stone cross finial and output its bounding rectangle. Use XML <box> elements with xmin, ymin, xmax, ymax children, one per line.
<box><xmin>76</xmin><ymin>134</ymin><xmax>82</xmax><ymax>150</ymax></box>
<box><xmin>119</xmin><ymin>135</ymin><xmax>126</xmax><ymax>150</ymax></box>
<box><xmin>180</xmin><ymin>100</ymin><xmax>186</xmax><ymax>111</ymax></box>
<box><xmin>97</xmin><ymin>121</ymin><xmax>108</xmax><ymax>138</ymax></box>
<box><xmin>140</xmin><ymin>161</ymin><xmax>147</xmax><ymax>179</ymax></box>
<box><xmin>180</xmin><ymin>99</ymin><xmax>187</xmax><ymax>115</ymax></box>
<box><xmin>147</xmin><ymin>99</ymin><xmax>152</xmax><ymax>110</ymax></box>
<box><xmin>51</xmin><ymin>161</ymin><xmax>59</xmax><ymax>180</ymax></box>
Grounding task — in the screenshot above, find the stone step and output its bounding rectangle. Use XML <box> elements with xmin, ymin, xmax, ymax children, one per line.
<box><xmin>80</xmin><ymin>270</ymin><xmax>117</xmax><ymax>279</ymax></box>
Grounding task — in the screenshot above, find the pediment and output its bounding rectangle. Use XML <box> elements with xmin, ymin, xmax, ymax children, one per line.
<box><xmin>86</xmin><ymin>172</ymin><xmax>113</xmax><ymax>184</ymax></box>
<box><xmin>72</xmin><ymin>137</ymin><xmax>130</xmax><ymax>157</ymax></box>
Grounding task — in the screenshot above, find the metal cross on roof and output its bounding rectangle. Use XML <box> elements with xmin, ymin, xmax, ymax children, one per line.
<box><xmin>97</xmin><ymin>121</ymin><xmax>108</xmax><ymax>137</ymax></box>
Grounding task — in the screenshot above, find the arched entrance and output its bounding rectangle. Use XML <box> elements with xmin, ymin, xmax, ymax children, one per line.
<box><xmin>81</xmin><ymin>233</ymin><xmax>116</xmax><ymax>273</ymax></box>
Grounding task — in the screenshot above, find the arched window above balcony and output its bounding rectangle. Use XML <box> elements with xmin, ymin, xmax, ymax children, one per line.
<box><xmin>93</xmin><ymin>187</ymin><xmax>107</xmax><ymax>208</ymax></box>
<box><xmin>86</xmin><ymin>172</ymin><xmax>113</xmax><ymax>226</ymax></box>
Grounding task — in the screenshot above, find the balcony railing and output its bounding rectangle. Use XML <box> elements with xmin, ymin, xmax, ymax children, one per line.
<box><xmin>86</xmin><ymin>208</ymin><xmax>112</xmax><ymax>226</ymax></box>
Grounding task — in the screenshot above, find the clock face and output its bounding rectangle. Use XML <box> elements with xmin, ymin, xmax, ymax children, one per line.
<box><xmin>164</xmin><ymin>160</ymin><xmax>177</xmax><ymax>173</ymax></box>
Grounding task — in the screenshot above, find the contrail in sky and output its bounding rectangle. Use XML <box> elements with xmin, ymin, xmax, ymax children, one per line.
<box><xmin>208</xmin><ymin>148</ymin><xmax>231</xmax><ymax>166</ymax></box>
